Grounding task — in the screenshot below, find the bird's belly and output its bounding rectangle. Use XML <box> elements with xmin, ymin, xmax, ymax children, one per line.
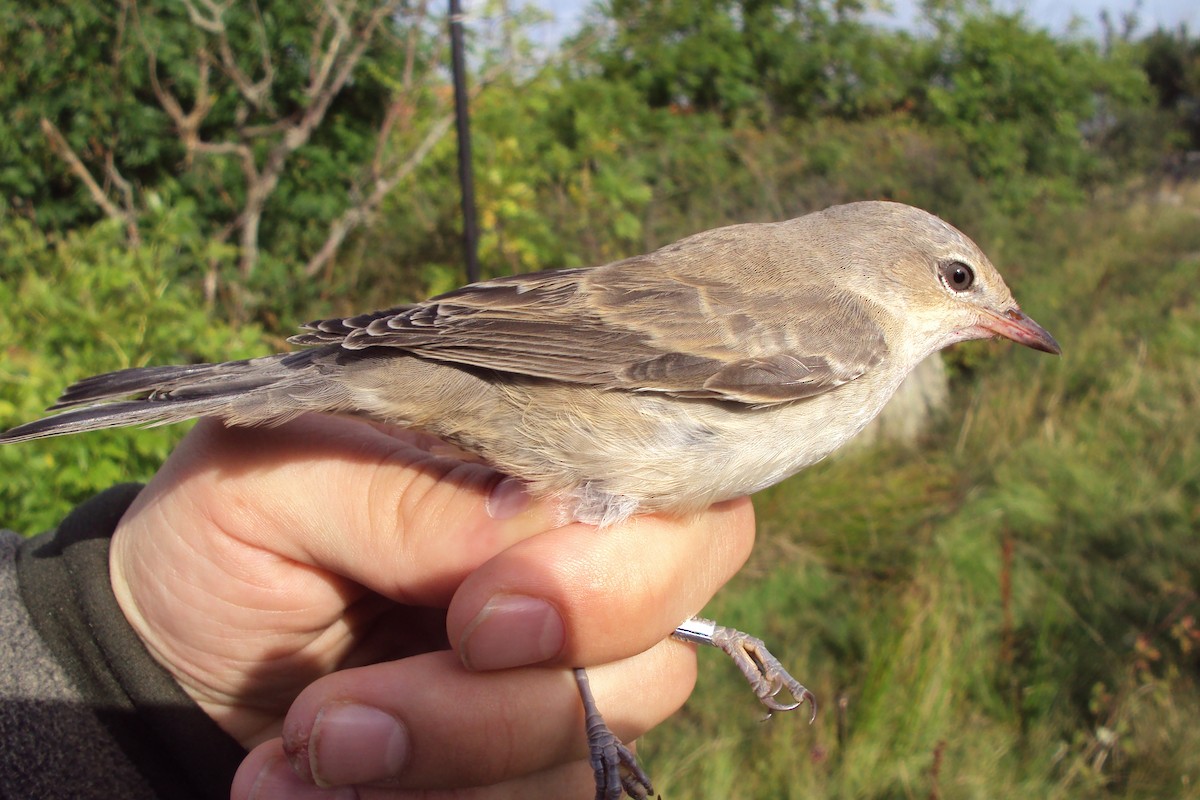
<box><xmin>622</xmin><ymin>391</ymin><xmax>884</xmax><ymax>503</ymax></box>
<box><xmin>469</xmin><ymin>377</ymin><xmax>902</xmax><ymax>526</ymax></box>
<box><xmin>373</xmin><ymin>362</ymin><xmax>907</xmax><ymax>527</ymax></box>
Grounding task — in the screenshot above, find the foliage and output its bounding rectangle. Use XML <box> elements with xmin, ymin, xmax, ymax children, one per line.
<box><xmin>369</xmin><ymin>69</ymin><xmax>656</xmax><ymax>287</ymax></box>
<box><xmin>1138</xmin><ymin>25</ymin><xmax>1200</xmax><ymax>151</ymax></box>
<box><xmin>578</xmin><ymin>2</ymin><xmax>1154</xmax><ymax>213</ymax></box>
<box><xmin>0</xmin><ymin>209</ymin><xmax>265</xmax><ymax>533</ymax></box>
<box><xmin>914</xmin><ymin>12</ymin><xmax>1152</xmax><ymax>203</ymax></box>
<box><xmin>590</xmin><ymin>0</ymin><xmax>920</xmax><ymax>122</ymax></box>
<box><xmin>0</xmin><ymin>1</ymin><xmax>171</xmax><ymax>229</ymax></box>
<box><xmin>0</xmin><ymin>0</ymin><xmax>437</xmax><ymax>289</ymax></box>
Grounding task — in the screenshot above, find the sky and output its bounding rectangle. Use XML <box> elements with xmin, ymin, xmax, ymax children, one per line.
<box><xmin>531</xmin><ymin>0</ymin><xmax>1198</xmax><ymax>42</ymax></box>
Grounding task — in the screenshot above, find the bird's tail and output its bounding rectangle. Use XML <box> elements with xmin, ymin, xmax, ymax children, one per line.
<box><xmin>0</xmin><ymin>349</ymin><xmax>342</xmax><ymax>444</ymax></box>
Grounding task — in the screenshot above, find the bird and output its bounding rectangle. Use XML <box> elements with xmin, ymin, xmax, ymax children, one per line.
<box><xmin>1</xmin><ymin>201</ymin><xmax>1060</xmax><ymax>799</ymax></box>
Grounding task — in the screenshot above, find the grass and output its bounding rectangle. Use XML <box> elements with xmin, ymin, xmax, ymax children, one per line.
<box><xmin>642</xmin><ymin>184</ymin><xmax>1200</xmax><ymax>798</ymax></box>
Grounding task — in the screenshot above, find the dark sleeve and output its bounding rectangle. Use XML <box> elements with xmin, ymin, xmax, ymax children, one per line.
<box><xmin>0</xmin><ymin>485</ymin><xmax>246</xmax><ymax>800</ymax></box>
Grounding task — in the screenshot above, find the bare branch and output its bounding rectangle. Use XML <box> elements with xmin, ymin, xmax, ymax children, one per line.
<box><xmin>288</xmin><ymin>0</ymin><xmax>403</xmax><ymax>157</ymax></box>
<box><xmin>401</xmin><ymin>0</ymin><xmax>429</xmax><ymax>91</ymax></box>
<box><xmin>193</xmin><ymin>140</ymin><xmax>260</xmax><ymax>193</ymax></box>
<box><xmin>178</xmin><ymin>0</ymin><xmax>274</xmax><ymax>108</ymax></box>
<box><xmin>133</xmin><ymin>0</ymin><xmax>257</xmax><ymax>278</ymax></box>
<box><xmin>236</xmin><ymin>199</ymin><xmax>262</xmax><ymax>278</ymax></box>
<box><xmin>239</xmin><ymin>118</ymin><xmax>298</xmax><ymax>140</ymax></box>
<box><xmin>190</xmin><ymin>140</ymin><xmax>250</xmax><ymax>159</ymax></box>
<box><xmin>129</xmin><ymin>0</ymin><xmax>423</xmax><ymax>279</ymax></box>
<box><xmin>332</xmin><ymin>1</ymin><xmax>403</xmax><ymax>88</ymax></box>
<box><xmin>250</xmin><ymin>0</ymin><xmax>275</xmax><ymax>99</ymax></box>
<box><xmin>373</xmin><ymin>1</ymin><xmax>431</xmax><ymax>172</ymax></box>
<box><xmin>306</xmin><ymin>20</ymin><xmax>524</xmax><ymax>278</ymax></box>
<box><xmin>194</xmin><ymin>0</ymin><xmax>228</xmax><ymax>18</ymax></box>
<box><xmin>104</xmin><ymin>152</ymin><xmax>138</xmax><ymax>219</ymax></box>
<box><xmin>372</xmin><ymin>98</ymin><xmax>408</xmax><ymax>176</ymax></box>
<box><xmin>227</xmin><ymin>0</ymin><xmax>401</xmax><ymax>277</ymax></box>
<box><xmin>179</xmin><ymin>0</ymin><xmax>226</xmax><ymax>34</ymax></box>
<box><xmin>130</xmin><ymin>0</ymin><xmax>217</xmax><ymax>158</ymax></box>
<box><xmin>213</xmin><ymin>7</ymin><xmax>274</xmax><ymax>107</ymax></box>
<box><xmin>308</xmin><ymin>1</ymin><xmax>353</xmax><ymax>103</ymax></box>
<box><xmin>322</xmin><ymin>0</ymin><xmax>351</xmax><ymax>30</ymax></box>
<box><xmin>216</xmin><ymin>38</ymin><xmax>271</xmax><ymax>108</ymax></box>
<box><xmin>308</xmin><ymin>9</ymin><xmax>332</xmax><ymax>88</ymax></box>
<box><xmin>305</xmin><ymin>112</ymin><xmax>455</xmax><ymax>277</ymax></box>
<box><xmin>41</xmin><ymin>118</ymin><xmax>141</xmax><ymax>245</ymax></box>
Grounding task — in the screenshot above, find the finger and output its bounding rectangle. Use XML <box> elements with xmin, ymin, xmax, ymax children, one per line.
<box><xmin>260</xmin><ymin>643</ymin><xmax>693</xmax><ymax>791</ymax></box>
<box><xmin>447</xmin><ymin>497</ymin><xmax>756</xmax><ymax>671</ymax></box>
<box><xmin>234</xmin><ymin>741</ymin><xmax>602</xmax><ymax>800</ymax></box>
<box><xmin>121</xmin><ymin>415</ymin><xmax>566</xmax><ymax>607</ymax></box>
<box><xmin>110</xmin><ymin>415</ymin><xmax>570</xmax><ymax>746</ymax></box>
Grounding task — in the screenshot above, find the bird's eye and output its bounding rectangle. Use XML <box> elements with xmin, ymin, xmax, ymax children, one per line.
<box><xmin>939</xmin><ymin>261</ymin><xmax>975</xmax><ymax>292</ymax></box>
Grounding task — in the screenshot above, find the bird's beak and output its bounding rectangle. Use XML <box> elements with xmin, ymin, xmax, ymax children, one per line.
<box><xmin>977</xmin><ymin>307</ymin><xmax>1061</xmax><ymax>355</ymax></box>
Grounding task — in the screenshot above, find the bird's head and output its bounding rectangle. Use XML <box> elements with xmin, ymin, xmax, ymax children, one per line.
<box><xmin>826</xmin><ymin>202</ymin><xmax>1061</xmax><ymax>360</ymax></box>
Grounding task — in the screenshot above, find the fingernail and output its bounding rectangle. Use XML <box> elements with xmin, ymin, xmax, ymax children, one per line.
<box><xmin>308</xmin><ymin>703</ymin><xmax>409</xmax><ymax>788</ymax></box>
<box><xmin>460</xmin><ymin>594</ymin><xmax>565</xmax><ymax>671</ymax></box>
<box><xmin>248</xmin><ymin>754</ymin><xmax>357</xmax><ymax>800</ymax></box>
<box><xmin>486</xmin><ymin>476</ymin><xmax>531</xmax><ymax>519</ymax></box>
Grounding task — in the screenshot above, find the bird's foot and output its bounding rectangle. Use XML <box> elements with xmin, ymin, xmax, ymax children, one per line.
<box><xmin>574</xmin><ymin>668</ymin><xmax>656</xmax><ymax>800</ymax></box>
<box><xmin>672</xmin><ymin>617</ymin><xmax>817</xmax><ymax>721</ymax></box>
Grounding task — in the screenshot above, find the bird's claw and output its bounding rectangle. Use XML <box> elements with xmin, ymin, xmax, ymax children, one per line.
<box><xmin>585</xmin><ymin>717</ymin><xmax>654</xmax><ymax>800</ymax></box>
<box><xmin>710</xmin><ymin>625</ymin><xmax>818</xmax><ymax>723</ymax></box>
<box><xmin>576</xmin><ymin>667</ymin><xmax>656</xmax><ymax>800</ymax></box>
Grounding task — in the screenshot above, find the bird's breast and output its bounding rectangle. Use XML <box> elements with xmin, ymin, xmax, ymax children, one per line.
<box><xmin>467</xmin><ymin>365</ymin><xmax>911</xmax><ymax>525</ymax></box>
<box><xmin>373</xmin><ymin>357</ymin><xmax>912</xmax><ymax>526</ymax></box>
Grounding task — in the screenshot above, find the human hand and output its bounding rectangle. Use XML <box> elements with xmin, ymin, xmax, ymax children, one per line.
<box><xmin>108</xmin><ymin>414</ymin><xmax>756</xmax><ymax>798</ymax></box>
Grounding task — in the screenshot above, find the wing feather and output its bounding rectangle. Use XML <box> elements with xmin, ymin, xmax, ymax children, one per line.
<box><xmin>288</xmin><ymin>229</ymin><xmax>889</xmax><ymax>404</ymax></box>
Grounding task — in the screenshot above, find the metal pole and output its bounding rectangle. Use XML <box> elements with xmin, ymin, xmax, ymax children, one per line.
<box><xmin>449</xmin><ymin>0</ymin><xmax>480</xmax><ymax>284</ymax></box>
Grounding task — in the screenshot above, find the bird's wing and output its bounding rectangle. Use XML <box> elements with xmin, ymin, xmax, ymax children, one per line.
<box><xmin>291</xmin><ymin>257</ymin><xmax>887</xmax><ymax>405</ymax></box>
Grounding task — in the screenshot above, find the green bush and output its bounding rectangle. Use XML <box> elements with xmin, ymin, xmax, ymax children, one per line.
<box><xmin>0</xmin><ymin>210</ymin><xmax>265</xmax><ymax>533</ymax></box>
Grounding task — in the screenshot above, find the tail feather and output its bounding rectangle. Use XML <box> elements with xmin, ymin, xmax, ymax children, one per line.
<box><xmin>52</xmin><ymin>358</ymin><xmax>268</xmax><ymax>409</ymax></box>
<box><xmin>2</xmin><ymin>350</ymin><xmax>346</xmax><ymax>444</ymax></box>
<box><xmin>0</xmin><ymin>399</ymin><xmax>231</xmax><ymax>444</ymax></box>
